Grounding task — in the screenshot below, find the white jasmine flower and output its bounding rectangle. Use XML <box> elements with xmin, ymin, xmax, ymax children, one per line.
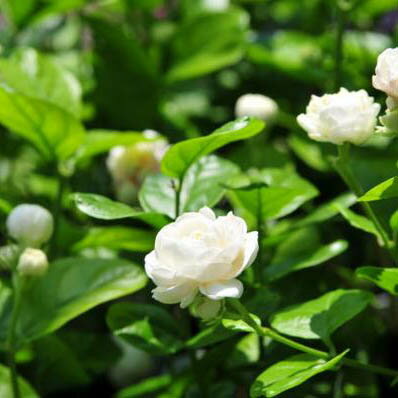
<box><xmin>145</xmin><ymin>207</ymin><xmax>258</xmax><ymax>307</ymax></box>
<box><xmin>297</xmin><ymin>88</ymin><xmax>380</xmax><ymax>145</ymax></box>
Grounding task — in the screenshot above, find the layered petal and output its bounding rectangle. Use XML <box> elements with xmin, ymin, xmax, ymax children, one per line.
<box><xmin>200</xmin><ymin>279</ymin><xmax>244</xmax><ymax>300</ymax></box>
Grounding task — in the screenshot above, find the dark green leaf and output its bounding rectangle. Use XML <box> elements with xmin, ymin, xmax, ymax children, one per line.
<box><xmin>250</xmin><ymin>351</ymin><xmax>347</xmax><ymax>397</ymax></box>
<box><xmin>161</xmin><ymin>117</ymin><xmax>264</xmax><ymax>178</ymax></box>
<box><xmin>270</xmin><ymin>289</ymin><xmax>372</xmax><ymax>341</ymax></box>
<box><xmin>356</xmin><ymin>267</ymin><xmax>398</xmax><ymax>295</ymax></box>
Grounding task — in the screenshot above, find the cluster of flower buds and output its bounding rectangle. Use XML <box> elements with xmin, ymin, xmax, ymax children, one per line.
<box><xmin>3</xmin><ymin>204</ymin><xmax>53</xmax><ymax>277</ymax></box>
<box><xmin>107</xmin><ymin>130</ymin><xmax>169</xmax><ymax>203</ymax></box>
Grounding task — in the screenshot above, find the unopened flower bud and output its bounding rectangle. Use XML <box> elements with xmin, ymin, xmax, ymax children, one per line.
<box><xmin>6</xmin><ymin>204</ymin><xmax>54</xmax><ymax>248</ymax></box>
<box><xmin>235</xmin><ymin>94</ymin><xmax>278</xmax><ymax>122</ymax></box>
<box><xmin>17</xmin><ymin>248</ymin><xmax>48</xmax><ymax>276</ymax></box>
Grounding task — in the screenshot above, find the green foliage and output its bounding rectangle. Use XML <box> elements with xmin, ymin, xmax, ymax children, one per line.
<box><xmin>356</xmin><ymin>267</ymin><xmax>398</xmax><ymax>295</ymax></box>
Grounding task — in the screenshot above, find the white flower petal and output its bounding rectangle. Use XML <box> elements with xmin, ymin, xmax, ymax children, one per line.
<box><xmin>152</xmin><ymin>282</ymin><xmax>198</xmax><ymax>307</ymax></box>
<box><xmin>200</xmin><ymin>279</ymin><xmax>243</xmax><ymax>300</ymax></box>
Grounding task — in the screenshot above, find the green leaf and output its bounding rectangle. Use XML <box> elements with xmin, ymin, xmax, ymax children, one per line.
<box><xmin>107</xmin><ymin>302</ymin><xmax>183</xmax><ymax>355</ymax></box>
<box><xmin>222</xmin><ymin>312</ymin><xmax>261</xmax><ymax>333</ymax></box>
<box><xmin>73</xmin><ymin>226</ymin><xmax>155</xmax><ymax>253</ymax></box>
<box><xmin>1</xmin><ymin>0</ymin><xmax>36</xmax><ymax>26</ymax></box>
<box><xmin>139</xmin><ymin>155</ymin><xmax>240</xmax><ymax>218</ymax></box>
<box><xmin>0</xmin><ymin>84</ymin><xmax>85</xmax><ymax>161</ymax></box>
<box><xmin>356</xmin><ymin>267</ymin><xmax>398</xmax><ymax>295</ymax></box>
<box><xmin>296</xmin><ymin>193</ymin><xmax>356</xmax><ymax>228</ymax></box>
<box><xmin>0</xmin><ymin>48</ymin><xmax>82</xmax><ymax>116</ymax></box>
<box><xmin>0</xmin><ymin>258</ymin><xmax>147</xmax><ymax>345</ymax></box>
<box><xmin>358</xmin><ymin>177</ymin><xmax>398</xmax><ymax>202</ymax></box>
<box><xmin>335</xmin><ymin>204</ymin><xmax>381</xmax><ymax>239</ymax></box>
<box><xmin>250</xmin><ymin>351</ymin><xmax>347</xmax><ymax>397</ymax></box>
<box><xmin>116</xmin><ymin>374</ymin><xmax>172</xmax><ymax>398</ymax></box>
<box><xmin>265</xmin><ymin>232</ymin><xmax>348</xmax><ymax>281</ymax></box>
<box><xmin>161</xmin><ymin>117</ymin><xmax>264</xmax><ymax>178</ymax></box>
<box><xmin>226</xmin><ymin>333</ymin><xmax>260</xmax><ymax>369</ymax></box>
<box><xmin>185</xmin><ymin>323</ymin><xmax>237</xmax><ymax>349</ymax></box>
<box><xmin>270</xmin><ymin>289</ymin><xmax>372</xmax><ymax>341</ymax></box>
<box><xmin>228</xmin><ymin>169</ymin><xmax>318</xmax><ymax>220</ymax></box>
<box><xmin>72</xmin><ymin>193</ymin><xmax>169</xmax><ymax>228</ymax></box>
<box><xmin>0</xmin><ymin>364</ymin><xmax>38</xmax><ymax>398</ymax></box>
<box><xmin>75</xmin><ymin>129</ymin><xmax>156</xmax><ymax>162</ymax></box>
<box><xmin>166</xmin><ymin>9</ymin><xmax>249</xmax><ymax>82</ymax></box>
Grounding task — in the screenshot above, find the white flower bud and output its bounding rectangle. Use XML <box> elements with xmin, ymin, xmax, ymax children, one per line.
<box><xmin>372</xmin><ymin>48</ymin><xmax>398</xmax><ymax>99</ymax></box>
<box><xmin>145</xmin><ymin>207</ymin><xmax>258</xmax><ymax>308</ymax></box>
<box><xmin>297</xmin><ymin>88</ymin><xmax>380</xmax><ymax>145</ymax></box>
<box><xmin>202</xmin><ymin>0</ymin><xmax>229</xmax><ymax>11</ymax></box>
<box><xmin>6</xmin><ymin>204</ymin><xmax>54</xmax><ymax>248</ymax></box>
<box><xmin>235</xmin><ymin>94</ymin><xmax>278</xmax><ymax>122</ymax></box>
<box><xmin>192</xmin><ymin>297</ymin><xmax>222</xmax><ymax>321</ymax></box>
<box><xmin>106</xmin><ymin>131</ymin><xmax>168</xmax><ymax>202</ymax></box>
<box><xmin>17</xmin><ymin>248</ymin><xmax>48</xmax><ymax>276</ymax></box>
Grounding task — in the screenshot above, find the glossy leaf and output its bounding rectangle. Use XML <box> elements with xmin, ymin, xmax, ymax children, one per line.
<box><xmin>0</xmin><ymin>85</ymin><xmax>85</xmax><ymax>161</ymax></box>
<box><xmin>73</xmin><ymin>226</ymin><xmax>155</xmax><ymax>253</ymax></box>
<box><xmin>72</xmin><ymin>193</ymin><xmax>169</xmax><ymax>228</ymax></box>
<box><xmin>0</xmin><ymin>48</ymin><xmax>82</xmax><ymax>116</ymax></box>
<box><xmin>0</xmin><ymin>258</ymin><xmax>147</xmax><ymax>345</ymax></box>
<box><xmin>335</xmin><ymin>204</ymin><xmax>380</xmax><ymax>239</ymax></box>
<box><xmin>270</xmin><ymin>289</ymin><xmax>372</xmax><ymax>341</ymax></box>
<box><xmin>356</xmin><ymin>267</ymin><xmax>398</xmax><ymax>295</ymax></box>
<box><xmin>250</xmin><ymin>351</ymin><xmax>347</xmax><ymax>397</ymax></box>
<box><xmin>359</xmin><ymin>177</ymin><xmax>398</xmax><ymax>202</ymax></box>
<box><xmin>139</xmin><ymin>155</ymin><xmax>240</xmax><ymax>218</ymax></box>
<box><xmin>107</xmin><ymin>302</ymin><xmax>183</xmax><ymax>355</ymax></box>
<box><xmin>161</xmin><ymin>117</ymin><xmax>264</xmax><ymax>178</ymax></box>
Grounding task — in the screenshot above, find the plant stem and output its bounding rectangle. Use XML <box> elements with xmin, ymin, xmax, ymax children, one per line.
<box><xmin>174</xmin><ymin>177</ymin><xmax>183</xmax><ymax>219</ymax></box>
<box><xmin>228</xmin><ymin>299</ymin><xmax>398</xmax><ymax>378</ymax></box>
<box><xmin>7</xmin><ymin>276</ymin><xmax>24</xmax><ymax>398</ymax></box>
<box><xmin>334</xmin><ymin>371</ymin><xmax>344</xmax><ymax>398</ymax></box>
<box><xmin>255</xmin><ymin>187</ymin><xmax>264</xmax><ymax>284</ymax></box>
<box><xmin>334</xmin><ymin>144</ymin><xmax>392</xmax><ymax>252</ymax></box>
<box><xmin>334</xmin><ymin>3</ymin><xmax>345</xmax><ymax>91</ymax></box>
<box><xmin>50</xmin><ymin>172</ymin><xmax>66</xmax><ymax>258</ymax></box>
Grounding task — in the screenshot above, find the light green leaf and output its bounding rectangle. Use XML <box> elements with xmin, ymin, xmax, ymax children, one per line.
<box><xmin>356</xmin><ymin>267</ymin><xmax>398</xmax><ymax>295</ymax></box>
<box><xmin>116</xmin><ymin>374</ymin><xmax>172</xmax><ymax>398</ymax></box>
<box><xmin>75</xmin><ymin>129</ymin><xmax>157</xmax><ymax>162</ymax></box>
<box><xmin>72</xmin><ymin>193</ymin><xmax>169</xmax><ymax>228</ymax></box>
<box><xmin>107</xmin><ymin>302</ymin><xmax>183</xmax><ymax>355</ymax></box>
<box><xmin>296</xmin><ymin>193</ymin><xmax>356</xmax><ymax>228</ymax></box>
<box><xmin>0</xmin><ymin>198</ymin><xmax>12</xmax><ymax>214</ymax></box>
<box><xmin>161</xmin><ymin>117</ymin><xmax>264</xmax><ymax>178</ymax></box>
<box><xmin>140</xmin><ymin>155</ymin><xmax>240</xmax><ymax>218</ymax></box>
<box><xmin>265</xmin><ymin>235</ymin><xmax>348</xmax><ymax>281</ymax></box>
<box><xmin>0</xmin><ymin>48</ymin><xmax>82</xmax><ymax>116</ymax></box>
<box><xmin>0</xmin><ymin>84</ymin><xmax>85</xmax><ymax>161</ymax></box>
<box><xmin>73</xmin><ymin>226</ymin><xmax>155</xmax><ymax>253</ymax></box>
<box><xmin>335</xmin><ymin>204</ymin><xmax>381</xmax><ymax>238</ymax></box>
<box><xmin>222</xmin><ymin>312</ymin><xmax>261</xmax><ymax>333</ymax></box>
<box><xmin>0</xmin><ymin>258</ymin><xmax>147</xmax><ymax>345</ymax></box>
<box><xmin>226</xmin><ymin>333</ymin><xmax>260</xmax><ymax>369</ymax></box>
<box><xmin>1</xmin><ymin>0</ymin><xmax>36</xmax><ymax>26</ymax></box>
<box><xmin>0</xmin><ymin>364</ymin><xmax>38</xmax><ymax>398</ymax></box>
<box><xmin>166</xmin><ymin>9</ymin><xmax>249</xmax><ymax>82</ymax></box>
<box><xmin>358</xmin><ymin>177</ymin><xmax>398</xmax><ymax>202</ymax></box>
<box><xmin>228</xmin><ymin>169</ymin><xmax>318</xmax><ymax>220</ymax></box>
<box><xmin>250</xmin><ymin>351</ymin><xmax>347</xmax><ymax>397</ymax></box>
<box><xmin>270</xmin><ymin>289</ymin><xmax>372</xmax><ymax>341</ymax></box>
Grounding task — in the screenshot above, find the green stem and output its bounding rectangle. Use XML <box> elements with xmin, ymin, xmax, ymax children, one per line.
<box><xmin>335</xmin><ymin>144</ymin><xmax>392</xmax><ymax>252</ymax></box>
<box><xmin>228</xmin><ymin>299</ymin><xmax>398</xmax><ymax>378</ymax></box>
<box><xmin>50</xmin><ymin>172</ymin><xmax>66</xmax><ymax>258</ymax></box>
<box><xmin>174</xmin><ymin>177</ymin><xmax>183</xmax><ymax>219</ymax></box>
<box><xmin>7</xmin><ymin>276</ymin><xmax>24</xmax><ymax>398</ymax></box>
<box><xmin>334</xmin><ymin>3</ymin><xmax>345</xmax><ymax>91</ymax></box>
<box><xmin>334</xmin><ymin>371</ymin><xmax>344</xmax><ymax>398</ymax></box>
<box><xmin>255</xmin><ymin>188</ymin><xmax>264</xmax><ymax>284</ymax></box>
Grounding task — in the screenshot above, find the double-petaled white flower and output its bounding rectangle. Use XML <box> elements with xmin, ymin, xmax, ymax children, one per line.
<box><xmin>297</xmin><ymin>88</ymin><xmax>380</xmax><ymax>145</ymax></box>
<box><xmin>235</xmin><ymin>94</ymin><xmax>278</xmax><ymax>122</ymax></box>
<box><xmin>373</xmin><ymin>48</ymin><xmax>398</xmax><ymax>99</ymax></box>
<box><xmin>145</xmin><ymin>207</ymin><xmax>258</xmax><ymax>307</ymax></box>
<box><xmin>373</xmin><ymin>48</ymin><xmax>398</xmax><ymax>136</ymax></box>
<box><xmin>6</xmin><ymin>204</ymin><xmax>54</xmax><ymax>248</ymax></box>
